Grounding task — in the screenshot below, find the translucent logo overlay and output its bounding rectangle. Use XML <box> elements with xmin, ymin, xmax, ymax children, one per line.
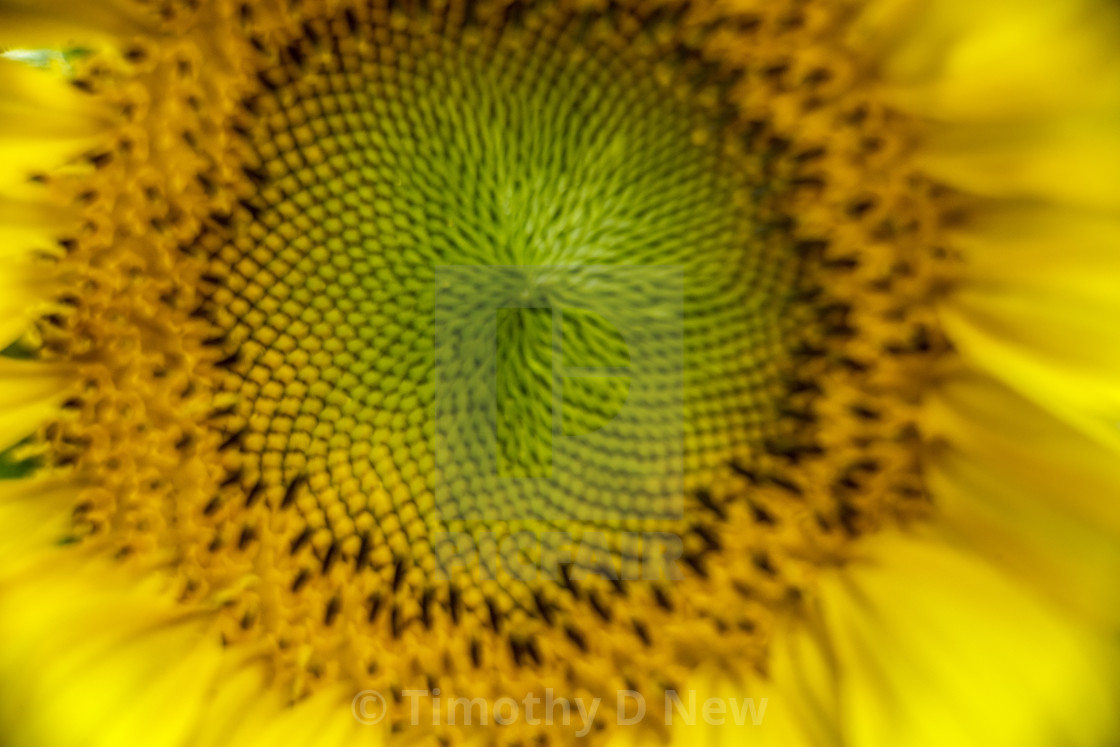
<box><xmin>434</xmin><ymin>265</ymin><xmax>683</xmax><ymax>522</ymax></box>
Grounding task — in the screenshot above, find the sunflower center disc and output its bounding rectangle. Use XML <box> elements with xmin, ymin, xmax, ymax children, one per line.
<box><xmin>196</xmin><ymin>5</ymin><xmax>811</xmax><ymax>738</ymax></box>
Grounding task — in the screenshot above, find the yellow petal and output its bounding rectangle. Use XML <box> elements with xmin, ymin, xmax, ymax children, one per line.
<box><xmin>0</xmin><ymin>58</ymin><xmax>111</xmax><ymax>187</ymax></box>
<box><xmin>934</xmin><ymin>200</ymin><xmax>1120</xmax><ymax>454</ymax></box>
<box><xmin>660</xmin><ymin>622</ymin><xmax>843</xmax><ymax>747</ymax></box>
<box><xmin>923</xmin><ymin>370</ymin><xmax>1120</xmax><ymax>625</ymax></box>
<box><xmin>917</xmin><ymin>116</ymin><xmax>1120</xmax><ymax>211</ymax></box>
<box><xmin>760</xmin><ymin>616</ymin><xmax>843</xmax><ymax>747</ymax></box>
<box><xmin>0</xmin><ymin>0</ymin><xmax>144</xmax><ymax>49</ymax></box>
<box><xmin>656</xmin><ymin>663</ymin><xmax>815</xmax><ymax>747</ymax></box>
<box><xmin>938</xmin><ymin>290</ymin><xmax>1120</xmax><ymax>455</ymax></box>
<box><xmin>0</xmin><ymin>359</ymin><xmax>72</xmax><ymax>452</ymax></box>
<box><xmin>666</xmin><ymin>533</ymin><xmax>1120</xmax><ymax>747</ymax></box>
<box><xmin>0</xmin><ymin>263</ymin><xmax>60</xmax><ymax>350</ymax></box>
<box><xmin>0</xmin><ymin>185</ymin><xmax>73</xmax><ymax>345</ymax></box>
<box><xmin>0</xmin><ymin>182</ymin><xmax>78</xmax><ymax>251</ymax></box>
<box><xmin>812</xmin><ymin>533</ymin><xmax>1120</xmax><ymax>747</ymax></box>
<box><xmin>189</xmin><ymin>664</ymin><xmax>276</xmax><ymax>747</ymax></box>
<box><xmin>860</xmin><ymin>0</ymin><xmax>1120</xmax><ymax>122</ymax></box>
<box><xmin>948</xmin><ymin>202</ymin><xmax>1120</xmax><ymax>302</ymax></box>
<box><xmin>211</xmin><ymin>684</ymin><xmax>388</xmax><ymax>747</ymax></box>
<box><xmin>0</xmin><ymin>552</ymin><xmax>225</xmax><ymax>747</ymax></box>
<box><xmin>856</xmin><ymin>0</ymin><xmax>1120</xmax><ymax>210</ymax></box>
<box><xmin>0</xmin><ymin>477</ymin><xmax>82</xmax><ymax>574</ymax></box>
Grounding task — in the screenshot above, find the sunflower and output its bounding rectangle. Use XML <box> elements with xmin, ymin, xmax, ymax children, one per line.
<box><xmin>1</xmin><ymin>0</ymin><xmax>1118</xmax><ymax>745</ymax></box>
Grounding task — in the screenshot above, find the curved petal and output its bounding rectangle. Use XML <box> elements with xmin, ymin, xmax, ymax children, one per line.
<box><xmin>207</xmin><ymin>684</ymin><xmax>390</xmax><ymax>747</ymax></box>
<box><xmin>0</xmin><ymin>476</ymin><xmax>84</xmax><ymax>574</ymax></box>
<box><xmin>0</xmin><ymin>0</ymin><xmax>146</xmax><ymax>49</ymax></box>
<box><xmin>0</xmin><ymin>552</ymin><xmax>226</xmax><ymax>747</ymax></box>
<box><xmin>936</xmin><ymin>203</ymin><xmax>1120</xmax><ymax>453</ymax></box>
<box><xmin>660</xmin><ymin>662</ymin><xmax>827</xmax><ymax>747</ymax></box>
<box><xmin>0</xmin><ymin>359</ymin><xmax>73</xmax><ymax>452</ymax></box>
<box><xmin>796</xmin><ymin>533</ymin><xmax>1117</xmax><ymax>747</ymax></box>
<box><xmin>0</xmin><ymin>58</ymin><xmax>111</xmax><ymax>187</ymax></box>
<box><xmin>923</xmin><ymin>369</ymin><xmax>1120</xmax><ymax>626</ymax></box>
<box><xmin>0</xmin><ymin>531</ymin><xmax>390</xmax><ymax>747</ymax></box>
<box><xmin>917</xmin><ymin>116</ymin><xmax>1120</xmax><ymax>212</ymax></box>
<box><xmin>857</xmin><ymin>0</ymin><xmax>1120</xmax><ymax>123</ymax></box>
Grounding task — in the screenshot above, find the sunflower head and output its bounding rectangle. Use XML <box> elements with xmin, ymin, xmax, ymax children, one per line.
<box><xmin>1</xmin><ymin>1</ymin><xmax>1118</xmax><ymax>746</ymax></box>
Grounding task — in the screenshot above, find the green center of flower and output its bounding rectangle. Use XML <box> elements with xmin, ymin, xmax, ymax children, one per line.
<box><xmin>207</xmin><ymin>20</ymin><xmax>801</xmax><ymax>543</ymax></box>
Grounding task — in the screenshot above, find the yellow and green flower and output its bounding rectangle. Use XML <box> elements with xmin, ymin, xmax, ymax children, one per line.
<box><xmin>1</xmin><ymin>0</ymin><xmax>1118</xmax><ymax>745</ymax></box>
